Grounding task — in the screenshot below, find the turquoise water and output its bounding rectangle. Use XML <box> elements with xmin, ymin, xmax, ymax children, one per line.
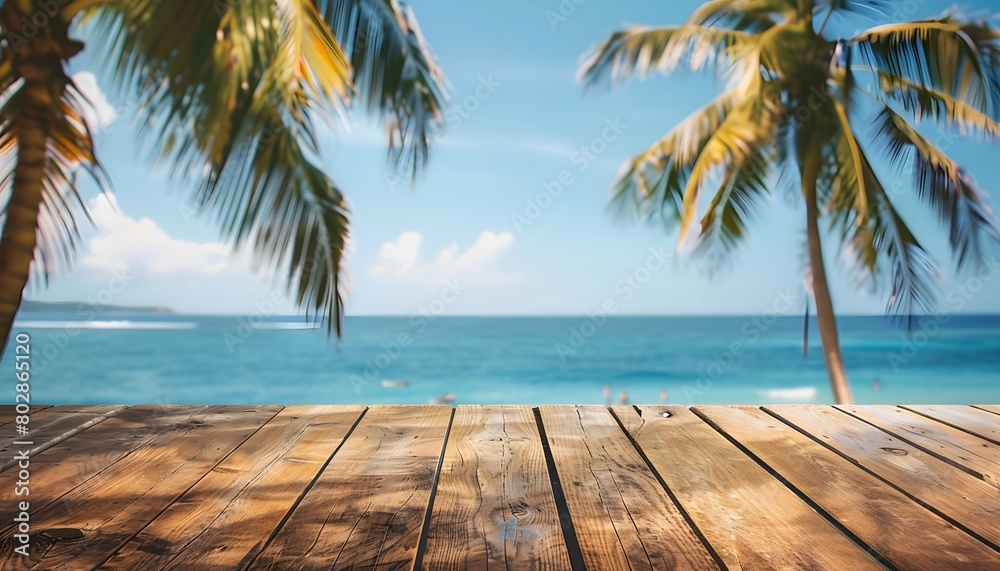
<box><xmin>2</xmin><ymin>315</ymin><xmax>998</xmax><ymax>405</ymax></box>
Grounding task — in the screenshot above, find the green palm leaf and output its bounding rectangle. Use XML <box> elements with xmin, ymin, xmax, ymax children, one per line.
<box><xmin>82</xmin><ymin>0</ymin><xmax>445</xmax><ymax>338</ymax></box>
<box><xmin>851</xmin><ymin>17</ymin><xmax>1000</xmax><ymax>114</ymax></box>
<box><xmin>579</xmin><ymin>26</ymin><xmax>752</xmax><ymax>85</ymax></box>
<box><xmin>874</xmin><ymin>106</ymin><xmax>1000</xmax><ymax>268</ymax></box>
<box><xmin>822</xmin><ymin>113</ymin><xmax>936</xmax><ymax>316</ymax></box>
<box><xmin>318</xmin><ymin>0</ymin><xmax>448</xmax><ymax>176</ymax></box>
<box><xmin>868</xmin><ymin>71</ymin><xmax>1000</xmax><ymax>137</ymax></box>
<box><xmin>610</xmin><ymin>92</ymin><xmax>737</xmax><ymax>226</ymax></box>
<box><xmin>0</xmin><ymin>72</ymin><xmax>110</xmax><ymax>286</ymax></box>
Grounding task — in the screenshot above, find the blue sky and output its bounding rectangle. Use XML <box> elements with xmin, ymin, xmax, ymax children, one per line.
<box><xmin>29</xmin><ymin>0</ymin><xmax>1000</xmax><ymax>317</ymax></box>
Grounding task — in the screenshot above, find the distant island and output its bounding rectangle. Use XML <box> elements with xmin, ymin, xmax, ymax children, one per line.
<box><xmin>19</xmin><ymin>300</ymin><xmax>176</xmax><ymax>316</ymax></box>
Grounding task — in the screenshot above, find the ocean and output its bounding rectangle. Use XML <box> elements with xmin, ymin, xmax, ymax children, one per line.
<box><xmin>2</xmin><ymin>314</ymin><xmax>998</xmax><ymax>406</ymax></box>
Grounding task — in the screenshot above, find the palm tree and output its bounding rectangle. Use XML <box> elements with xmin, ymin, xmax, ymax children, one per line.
<box><xmin>580</xmin><ymin>0</ymin><xmax>1000</xmax><ymax>404</ymax></box>
<box><xmin>0</xmin><ymin>0</ymin><xmax>446</xmax><ymax>352</ymax></box>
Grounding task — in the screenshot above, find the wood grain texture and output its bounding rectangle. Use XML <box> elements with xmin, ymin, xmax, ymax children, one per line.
<box><xmin>0</xmin><ymin>406</ymin><xmax>212</xmax><ymax>537</ymax></box>
<box><xmin>0</xmin><ymin>406</ymin><xmax>280</xmax><ymax>570</ymax></box>
<box><xmin>767</xmin><ymin>405</ymin><xmax>1000</xmax><ymax>550</ymax></box>
<box><xmin>972</xmin><ymin>405</ymin><xmax>1000</xmax><ymax>416</ymax></box>
<box><xmin>840</xmin><ymin>405</ymin><xmax>1000</xmax><ymax>487</ymax></box>
<box><xmin>540</xmin><ymin>406</ymin><xmax>719</xmax><ymax>571</ymax></box>
<box><xmin>101</xmin><ymin>405</ymin><xmax>366</xmax><ymax>571</ymax></box>
<box><xmin>0</xmin><ymin>405</ymin><xmax>124</xmax><ymax>471</ymax></box>
<box><xmin>421</xmin><ymin>406</ymin><xmax>571</xmax><ymax>571</ymax></box>
<box><xmin>618</xmin><ymin>405</ymin><xmax>881</xmax><ymax>571</ymax></box>
<box><xmin>248</xmin><ymin>405</ymin><xmax>452</xmax><ymax>571</ymax></box>
<box><xmin>0</xmin><ymin>406</ymin><xmax>51</xmax><ymax>428</ymax></box>
<box><xmin>697</xmin><ymin>406</ymin><xmax>1000</xmax><ymax>570</ymax></box>
<box><xmin>900</xmin><ymin>405</ymin><xmax>1000</xmax><ymax>445</ymax></box>
<box><xmin>0</xmin><ymin>404</ymin><xmax>994</xmax><ymax>570</ymax></box>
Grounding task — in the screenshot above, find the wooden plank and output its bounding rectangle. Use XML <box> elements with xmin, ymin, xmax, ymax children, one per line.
<box><xmin>248</xmin><ymin>405</ymin><xmax>452</xmax><ymax>571</ymax></box>
<box><xmin>0</xmin><ymin>405</ymin><xmax>125</xmax><ymax>471</ymax></box>
<box><xmin>539</xmin><ymin>406</ymin><xmax>717</xmax><ymax>571</ymax></box>
<box><xmin>541</xmin><ymin>406</ymin><xmax>719</xmax><ymax>570</ymax></box>
<box><xmin>0</xmin><ymin>406</ymin><xmax>281</xmax><ymax>570</ymax></box>
<box><xmin>901</xmin><ymin>405</ymin><xmax>1000</xmax><ymax>445</ymax></box>
<box><xmin>767</xmin><ymin>405</ymin><xmax>1000</xmax><ymax>549</ymax></box>
<box><xmin>972</xmin><ymin>405</ymin><xmax>1000</xmax><ymax>416</ymax></box>
<box><xmin>0</xmin><ymin>406</ymin><xmax>51</xmax><ymax>428</ymax></box>
<box><xmin>100</xmin><ymin>406</ymin><xmax>366</xmax><ymax>571</ymax></box>
<box><xmin>840</xmin><ymin>405</ymin><xmax>1000</xmax><ymax>487</ymax></box>
<box><xmin>697</xmin><ymin>406</ymin><xmax>999</xmax><ymax>570</ymax></box>
<box><xmin>617</xmin><ymin>405</ymin><xmax>882</xmax><ymax>570</ymax></box>
<box><xmin>422</xmin><ymin>406</ymin><xmax>572</xmax><ymax>570</ymax></box>
<box><xmin>0</xmin><ymin>406</ymin><xmax>211</xmax><ymax>536</ymax></box>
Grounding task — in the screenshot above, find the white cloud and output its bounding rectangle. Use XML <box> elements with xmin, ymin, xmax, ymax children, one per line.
<box><xmin>520</xmin><ymin>141</ymin><xmax>575</xmax><ymax>158</ymax></box>
<box><xmin>81</xmin><ymin>193</ymin><xmax>231</xmax><ymax>275</ymax></box>
<box><xmin>439</xmin><ymin>231</ymin><xmax>515</xmax><ymax>270</ymax></box>
<box><xmin>372</xmin><ymin>230</ymin><xmax>517</xmax><ymax>284</ymax></box>
<box><xmin>372</xmin><ymin>231</ymin><xmax>422</xmax><ymax>277</ymax></box>
<box><xmin>71</xmin><ymin>72</ymin><xmax>118</xmax><ymax>131</ymax></box>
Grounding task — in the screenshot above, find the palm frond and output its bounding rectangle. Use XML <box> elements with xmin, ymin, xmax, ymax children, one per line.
<box><xmin>822</xmin><ymin>121</ymin><xmax>937</xmax><ymax>317</ymax></box>
<box><xmin>874</xmin><ymin>106</ymin><xmax>1000</xmax><ymax>268</ymax></box>
<box><xmin>579</xmin><ymin>26</ymin><xmax>752</xmax><ymax>85</ymax></box>
<box><xmin>609</xmin><ymin>92</ymin><xmax>738</xmax><ymax>227</ymax></box>
<box><xmin>686</xmin><ymin>0</ymin><xmax>793</xmax><ymax>31</ymax></box>
<box><xmin>830</xmin><ymin>98</ymin><xmax>870</xmax><ymax>222</ymax></box>
<box><xmin>318</xmin><ymin>0</ymin><xmax>448</xmax><ymax>177</ymax></box>
<box><xmin>0</xmin><ymin>75</ymin><xmax>110</xmax><ymax>285</ymax></box>
<box><xmin>868</xmin><ymin>71</ymin><xmax>1000</xmax><ymax>137</ymax></box>
<box><xmin>850</xmin><ymin>17</ymin><xmax>1000</xmax><ymax>116</ymax></box>
<box><xmin>678</xmin><ymin>105</ymin><xmax>767</xmax><ymax>247</ymax></box>
<box><xmin>203</xmin><ymin>124</ymin><xmax>349</xmax><ymax>336</ymax></box>
<box><xmin>277</xmin><ymin>0</ymin><xmax>353</xmax><ymax>111</ymax></box>
<box><xmin>92</xmin><ymin>0</ymin><xmax>352</xmax><ymax>336</ymax></box>
<box><xmin>694</xmin><ymin>137</ymin><xmax>774</xmax><ymax>259</ymax></box>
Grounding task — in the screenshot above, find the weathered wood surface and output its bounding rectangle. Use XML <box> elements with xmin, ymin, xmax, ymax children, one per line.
<box><xmin>767</xmin><ymin>405</ymin><xmax>1000</xmax><ymax>549</ymax></box>
<box><xmin>696</xmin><ymin>405</ymin><xmax>999</xmax><ymax>569</ymax></box>
<box><xmin>973</xmin><ymin>405</ymin><xmax>1000</xmax><ymax>416</ymax></box>
<box><xmin>1</xmin><ymin>406</ymin><xmax>280</xmax><ymax>570</ymax></box>
<box><xmin>248</xmin><ymin>405</ymin><xmax>453</xmax><ymax>571</ymax></box>
<box><xmin>0</xmin><ymin>404</ymin><xmax>996</xmax><ymax>570</ymax></box>
<box><xmin>900</xmin><ymin>405</ymin><xmax>1000</xmax><ymax>445</ymax></box>
<box><xmin>102</xmin><ymin>406</ymin><xmax>365</xmax><ymax>571</ymax></box>
<box><xmin>0</xmin><ymin>406</ymin><xmax>213</xmax><ymax>538</ymax></box>
<box><xmin>421</xmin><ymin>406</ymin><xmax>571</xmax><ymax>570</ymax></box>
<box><xmin>0</xmin><ymin>405</ymin><xmax>124</xmax><ymax>472</ymax></box>
<box><xmin>0</xmin><ymin>406</ymin><xmax>51</xmax><ymax>428</ymax></box>
<box><xmin>540</xmin><ymin>406</ymin><xmax>717</xmax><ymax>570</ymax></box>
<box><xmin>840</xmin><ymin>405</ymin><xmax>1000</xmax><ymax>487</ymax></box>
<box><xmin>616</xmin><ymin>405</ymin><xmax>883</xmax><ymax>570</ymax></box>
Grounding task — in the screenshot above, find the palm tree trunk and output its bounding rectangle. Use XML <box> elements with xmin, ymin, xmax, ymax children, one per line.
<box><xmin>0</xmin><ymin>80</ymin><xmax>53</xmax><ymax>357</ymax></box>
<box><xmin>802</xmin><ymin>154</ymin><xmax>854</xmax><ymax>405</ymax></box>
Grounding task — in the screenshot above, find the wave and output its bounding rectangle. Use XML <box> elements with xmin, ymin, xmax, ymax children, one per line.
<box><xmin>761</xmin><ymin>387</ymin><xmax>818</xmax><ymax>401</ymax></box>
<box><xmin>249</xmin><ymin>322</ymin><xmax>321</xmax><ymax>330</ymax></box>
<box><xmin>16</xmin><ymin>320</ymin><xmax>198</xmax><ymax>330</ymax></box>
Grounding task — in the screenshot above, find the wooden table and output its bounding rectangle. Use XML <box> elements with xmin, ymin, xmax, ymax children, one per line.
<box><xmin>0</xmin><ymin>404</ymin><xmax>997</xmax><ymax>570</ymax></box>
